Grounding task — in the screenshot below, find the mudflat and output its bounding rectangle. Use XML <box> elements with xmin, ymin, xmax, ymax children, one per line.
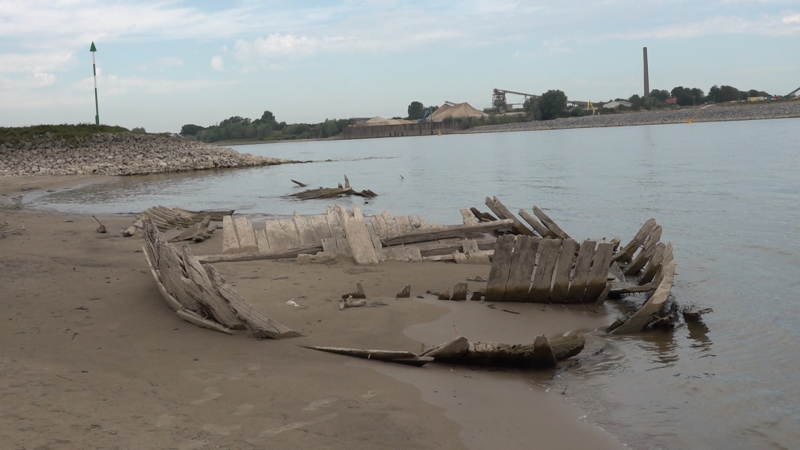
<box><xmin>0</xmin><ymin>176</ymin><xmax>623</xmax><ymax>449</ymax></box>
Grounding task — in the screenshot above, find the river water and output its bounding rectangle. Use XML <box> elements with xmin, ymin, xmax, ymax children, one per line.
<box><xmin>33</xmin><ymin>119</ymin><xmax>800</xmax><ymax>449</ymax></box>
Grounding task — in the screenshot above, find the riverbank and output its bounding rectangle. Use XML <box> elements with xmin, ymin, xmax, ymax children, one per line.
<box><xmin>0</xmin><ymin>176</ymin><xmax>624</xmax><ymax>449</ymax></box>
<box><xmin>464</xmin><ymin>101</ymin><xmax>800</xmax><ymax>134</ymax></box>
<box><xmin>0</xmin><ymin>132</ymin><xmax>296</xmax><ymax>177</ymax></box>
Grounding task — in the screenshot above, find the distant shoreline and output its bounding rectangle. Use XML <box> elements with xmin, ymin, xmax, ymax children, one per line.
<box><xmin>462</xmin><ymin>101</ymin><xmax>800</xmax><ymax>134</ymax></box>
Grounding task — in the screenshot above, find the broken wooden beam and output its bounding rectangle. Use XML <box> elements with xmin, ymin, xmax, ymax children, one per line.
<box><xmin>381</xmin><ymin>219</ymin><xmax>514</xmax><ymax>247</ymax></box>
<box><xmin>485</xmin><ymin>196</ymin><xmax>533</xmax><ymax>236</ymax></box>
<box><xmin>195</xmin><ymin>245</ymin><xmax>324</xmax><ymax>263</ymax></box>
<box><xmin>532</xmin><ymin>206</ymin><xmax>571</xmax><ymax>240</ymax></box>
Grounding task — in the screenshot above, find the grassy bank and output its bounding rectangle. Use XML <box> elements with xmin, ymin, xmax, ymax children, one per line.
<box><xmin>0</xmin><ymin>124</ymin><xmax>129</xmax><ymax>146</ymax></box>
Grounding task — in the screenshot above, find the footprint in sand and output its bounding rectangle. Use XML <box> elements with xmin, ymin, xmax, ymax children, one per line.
<box><xmin>202</xmin><ymin>423</ymin><xmax>242</xmax><ymax>436</ymax></box>
<box><xmin>155</xmin><ymin>414</ymin><xmax>175</xmax><ymax>428</ymax></box>
<box><xmin>191</xmin><ymin>386</ymin><xmax>221</xmax><ymax>405</ymax></box>
<box><xmin>177</xmin><ymin>439</ymin><xmax>208</xmax><ymax>450</ymax></box>
<box><xmin>302</xmin><ymin>397</ymin><xmax>337</xmax><ymax>411</ymax></box>
<box><xmin>361</xmin><ymin>390</ymin><xmax>382</xmax><ymax>399</ymax></box>
<box><xmin>233</xmin><ymin>404</ymin><xmax>255</xmax><ymax>416</ymax></box>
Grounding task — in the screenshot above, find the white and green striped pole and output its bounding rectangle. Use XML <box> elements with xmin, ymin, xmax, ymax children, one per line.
<box><xmin>90</xmin><ymin>41</ymin><xmax>99</xmax><ymax>126</ymax></box>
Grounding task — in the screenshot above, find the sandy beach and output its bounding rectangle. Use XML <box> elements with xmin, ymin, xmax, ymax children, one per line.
<box><xmin>1</xmin><ymin>176</ymin><xmax>624</xmax><ymax>449</ymax></box>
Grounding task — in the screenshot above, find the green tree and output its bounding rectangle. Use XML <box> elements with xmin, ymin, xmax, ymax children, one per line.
<box><xmin>719</xmin><ymin>85</ymin><xmax>741</xmax><ymax>102</ymax></box>
<box><xmin>670</xmin><ymin>86</ymin><xmax>694</xmax><ymax>106</ymax></box>
<box><xmin>690</xmin><ymin>88</ymin><xmax>705</xmax><ymax>105</ymax></box>
<box><xmin>537</xmin><ymin>90</ymin><xmax>567</xmax><ymax>120</ymax></box>
<box><xmin>523</xmin><ymin>96</ymin><xmax>541</xmax><ymax>120</ymax></box>
<box><xmin>180</xmin><ymin>124</ymin><xmax>205</xmax><ymax>136</ymax></box>
<box><xmin>407</xmin><ymin>101</ymin><xmax>425</xmax><ymax>120</ymax></box>
<box><xmin>649</xmin><ymin>89</ymin><xmax>670</xmax><ymax>102</ymax></box>
<box><xmin>628</xmin><ymin>94</ymin><xmax>642</xmax><ymax>109</ymax></box>
<box><xmin>131</xmin><ymin>127</ymin><xmax>146</xmax><ymax>134</ymax></box>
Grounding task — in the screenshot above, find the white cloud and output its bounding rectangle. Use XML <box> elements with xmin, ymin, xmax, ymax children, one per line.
<box><xmin>0</xmin><ymin>53</ymin><xmax>75</xmax><ymax>74</ymax></box>
<box><xmin>74</xmin><ymin>72</ymin><xmax>235</xmax><ymax>96</ymax></box>
<box><xmin>158</xmin><ymin>57</ymin><xmax>184</xmax><ymax>67</ymax></box>
<box><xmin>210</xmin><ymin>56</ymin><xmax>225</xmax><ymax>71</ymax></box>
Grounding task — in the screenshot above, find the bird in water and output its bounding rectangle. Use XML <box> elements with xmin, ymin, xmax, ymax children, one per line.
<box><xmin>400</xmin><ymin>174</ymin><xmax>404</xmax><ymax>180</ymax></box>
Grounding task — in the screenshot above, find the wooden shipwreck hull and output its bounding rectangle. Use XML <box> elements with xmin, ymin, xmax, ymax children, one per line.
<box><xmin>141</xmin><ymin>218</ymin><xmax>299</xmax><ymax>338</ymax></box>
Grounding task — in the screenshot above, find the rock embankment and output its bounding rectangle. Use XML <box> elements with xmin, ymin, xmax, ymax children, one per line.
<box><xmin>0</xmin><ymin>133</ymin><xmax>292</xmax><ymax>177</ymax></box>
<box><xmin>465</xmin><ymin>101</ymin><xmax>800</xmax><ymax>134</ymax></box>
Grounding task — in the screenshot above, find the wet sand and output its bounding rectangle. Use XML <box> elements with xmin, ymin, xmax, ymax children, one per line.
<box><xmin>0</xmin><ymin>176</ymin><xmax>624</xmax><ymax>449</ymax></box>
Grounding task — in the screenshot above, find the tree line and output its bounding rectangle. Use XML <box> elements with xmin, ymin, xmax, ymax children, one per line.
<box><xmin>180</xmin><ymin>111</ymin><xmax>354</xmax><ymax>142</ymax></box>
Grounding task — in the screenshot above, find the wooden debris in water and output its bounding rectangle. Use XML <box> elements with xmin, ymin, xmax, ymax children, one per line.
<box><xmin>608</xmin><ymin>260</ymin><xmax>676</xmax><ymax>334</ymax></box>
<box><xmin>289</xmin><ymin>174</ymin><xmax>377</xmax><ymax>200</ymax></box>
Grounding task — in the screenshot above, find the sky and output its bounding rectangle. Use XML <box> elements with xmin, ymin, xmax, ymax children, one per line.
<box><xmin>1</xmin><ymin>0</ymin><xmax>799</xmax><ymax>132</ymax></box>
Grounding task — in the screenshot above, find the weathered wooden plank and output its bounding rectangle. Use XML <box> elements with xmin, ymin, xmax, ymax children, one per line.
<box><xmin>518</xmin><ymin>209</ymin><xmax>556</xmax><ymax>239</ymax></box>
<box><xmin>327</xmin><ymin>206</ymin><xmax>352</xmax><ymax>257</ymax></box>
<box><xmin>234</xmin><ymin>217</ymin><xmax>258</xmax><ymax>253</ymax></box>
<box><xmin>409</xmin><ymin>215</ymin><xmax>421</xmax><ymax>229</ymax></box>
<box><xmin>142</xmin><ymin>245</ymin><xmax>183</xmax><ymax>312</ymax></box>
<box><xmin>412</xmin><ymin>237</ymin><xmax>495</xmax><ymax>257</ymax></box>
<box><xmin>293</xmin><ymin>212</ymin><xmax>319</xmax><ymax>247</ymax></box>
<box><xmin>584</xmin><ymin>242</ymin><xmax>615</xmax><ymax>302</ymax></box>
<box><xmin>461</xmin><ymin>239</ymin><xmax>480</xmax><ymax>254</ymax></box>
<box><xmin>309</xmin><ymin>215</ymin><xmax>333</xmax><ymax>241</ymax></box>
<box><xmin>405</xmin><ymin>246</ymin><xmax>422</xmax><ymax>262</ymax></box>
<box><xmin>386</xmin><ymin>245</ymin><xmax>409</xmax><ymax>262</ymax></box>
<box><xmin>222</xmin><ymin>215</ymin><xmax>240</xmax><ymax>254</ymax></box>
<box><xmin>612</xmin><ymin>219</ymin><xmax>657</xmax><ymax>264</ymax></box>
<box><xmin>461</xmin><ymin>208</ymin><xmax>478</xmax><ymax>225</ymax></box>
<box><xmin>278</xmin><ymin>219</ymin><xmax>301</xmax><ymax>249</ymax></box>
<box><xmin>181</xmin><ymin>244</ymin><xmax>243</xmax><ymax>329</ymax></box>
<box><xmin>485</xmin><ymin>235</ymin><xmax>516</xmax><ymax>301</ymax></box>
<box><xmin>609</xmin><ymin>260</ymin><xmax>676</xmax><ymax>334</ymax></box>
<box><xmin>340</xmin><ymin>205</ymin><xmax>379</xmax><ymax>265</ymax></box>
<box><xmin>265</xmin><ymin>220</ymin><xmax>294</xmax><ymax>252</ymax></box>
<box><xmin>486</xmin><ymin>197</ymin><xmax>533</xmax><ymax>236</ymax></box>
<box><xmin>321</xmin><ymin>238</ymin><xmax>339</xmax><ymax>256</ymax></box>
<box><xmin>177</xmin><ymin>309</ymin><xmax>232</xmax><ymax>335</ymax></box>
<box><xmin>529</xmin><ymin>239</ymin><xmax>561</xmax><ymax>303</ymax></box>
<box><xmin>532</xmin><ymin>206</ymin><xmax>570</xmax><ymax>240</ymax></box>
<box><xmin>395</xmin><ymin>215</ymin><xmax>413</xmax><ymax>235</ymax></box>
<box><xmin>366</xmin><ymin>221</ymin><xmax>386</xmax><ymax>262</ymax></box>
<box><xmin>566</xmin><ymin>240</ymin><xmax>596</xmax><ymax>303</ymax></box>
<box><xmin>382</xmin><ymin>219</ymin><xmax>514</xmax><ymax>247</ymax></box>
<box><xmin>370</xmin><ymin>216</ymin><xmax>387</xmax><ymax>239</ymax></box>
<box><xmin>625</xmin><ymin>225</ymin><xmax>662</xmax><ymax>276</ymax></box>
<box><xmin>639</xmin><ymin>242</ymin><xmax>667</xmax><ymax>285</ymax></box>
<box><xmin>504</xmin><ymin>236</ymin><xmax>540</xmax><ymax>302</ymax></box>
<box><xmin>451</xmin><ymin>283</ymin><xmax>468</xmax><ymax>301</ymax></box>
<box><xmin>417</xmin><ymin>215</ymin><xmax>429</xmax><ymax>229</ymax></box>
<box><xmin>550</xmin><ymin>239</ymin><xmax>577</xmax><ymax>303</ymax></box>
<box><xmin>381</xmin><ymin>211</ymin><xmax>399</xmax><ymax>238</ymax></box>
<box><xmin>157</xmin><ymin>240</ymin><xmax>201</xmax><ymax>313</ymax></box>
<box><xmin>255</xmin><ymin>229</ymin><xmax>270</xmax><ymax>253</ymax></box>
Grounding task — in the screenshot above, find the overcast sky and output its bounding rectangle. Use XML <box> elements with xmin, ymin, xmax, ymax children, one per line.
<box><xmin>1</xmin><ymin>0</ymin><xmax>799</xmax><ymax>132</ymax></box>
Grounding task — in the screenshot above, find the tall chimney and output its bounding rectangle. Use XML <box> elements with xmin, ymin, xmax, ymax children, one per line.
<box><xmin>643</xmin><ymin>47</ymin><xmax>650</xmax><ymax>98</ymax></box>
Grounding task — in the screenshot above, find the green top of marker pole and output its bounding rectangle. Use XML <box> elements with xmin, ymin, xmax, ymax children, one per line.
<box><xmin>90</xmin><ymin>42</ymin><xmax>97</xmax><ymax>52</ymax></box>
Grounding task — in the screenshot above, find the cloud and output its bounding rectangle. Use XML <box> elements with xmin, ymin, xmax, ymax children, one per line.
<box><xmin>158</xmin><ymin>57</ymin><xmax>184</xmax><ymax>67</ymax></box>
<box><xmin>74</xmin><ymin>72</ymin><xmax>235</xmax><ymax>96</ymax></box>
<box><xmin>210</xmin><ymin>56</ymin><xmax>225</xmax><ymax>71</ymax></box>
<box><xmin>0</xmin><ymin>53</ymin><xmax>75</xmax><ymax>74</ymax></box>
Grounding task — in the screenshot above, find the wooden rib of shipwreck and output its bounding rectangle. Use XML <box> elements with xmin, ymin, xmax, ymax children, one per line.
<box><xmin>121</xmin><ymin>206</ymin><xmax>233</xmax><ymax>237</ymax></box>
<box><xmin>142</xmin><ymin>218</ymin><xmax>299</xmax><ymax>338</ymax></box>
<box><xmin>289</xmin><ymin>174</ymin><xmax>377</xmax><ymax>200</ymax></box>
<box><xmin>301</xmin><ymin>333</ymin><xmax>585</xmax><ymax>369</ymax></box>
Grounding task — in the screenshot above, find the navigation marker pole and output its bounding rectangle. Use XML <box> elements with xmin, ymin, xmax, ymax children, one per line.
<box><xmin>90</xmin><ymin>41</ymin><xmax>99</xmax><ymax>126</ymax></box>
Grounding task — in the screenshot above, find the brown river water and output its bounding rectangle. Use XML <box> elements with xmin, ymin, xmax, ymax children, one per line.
<box><xmin>33</xmin><ymin>118</ymin><xmax>800</xmax><ymax>449</ymax></box>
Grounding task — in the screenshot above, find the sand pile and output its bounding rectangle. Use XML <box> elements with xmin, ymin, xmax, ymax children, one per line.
<box><xmin>362</xmin><ymin>117</ymin><xmax>416</xmax><ymax>126</ymax></box>
<box><xmin>429</xmin><ymin>102</ymin><xmax>488</xmax><ymax>122</ymax></box>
